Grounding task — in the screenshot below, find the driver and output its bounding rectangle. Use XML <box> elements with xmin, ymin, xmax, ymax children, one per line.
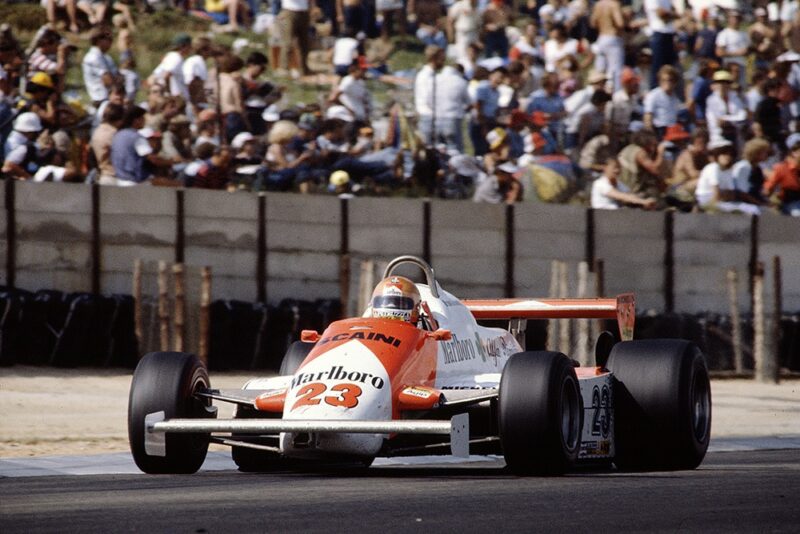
<box><xmin>370</xmin><ymin>276</ymin><xmax>421</xmax><ymax>324</ymax></box>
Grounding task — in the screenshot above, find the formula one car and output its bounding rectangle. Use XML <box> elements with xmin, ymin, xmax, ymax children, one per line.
<box><xmin>128</xmin><ymin>255</ymin><xmax>711</xmax><ymax>475</ymax></box>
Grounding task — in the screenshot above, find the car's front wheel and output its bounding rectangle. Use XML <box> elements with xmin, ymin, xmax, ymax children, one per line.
<box><xmin>498</xmin><ymin>351</ymin><xmax>583</xmax><ymax>475</ymax></box>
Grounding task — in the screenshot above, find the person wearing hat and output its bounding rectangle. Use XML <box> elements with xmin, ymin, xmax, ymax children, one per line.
<box><xmin>2</xmin><ymin>112</ymin><xmax>43</xmax><ymax>180</ymax></box>
<box><xmin>149</xmin><ymin>34</ymin><xmax>193</xmax><ymax>102</ymax></box>
<box><xmin>714</xmin><ymin>10</ymin><xmax>750</xmax><ymax>86</ymax></box>
<box><xmin>763</xmin><ymin>133</ymin><xmax>800</xmax><ymax>216</ymax></box>
<box><xmin>608</xmin><ymin>67</ymin><xmax>643</xmax><ymax>149</ymax></box>
<box><xmin>82</xmin><ymin>27</ymin><xmax>117</xmax><ymax>107</ymax></box>
<box><xmin>695</xmin><ymin>139</ymin><xmax>761</xmax><ymax>215</ymax></box>
<box><xmin>484</xmin><ymin>126</ymin><xmax>510</xmax><ymax>170</ymax></box>
<box><xmin>643</xmin><ymin>65</ymin><xmax>683</xmax><ymax>140</ymax></box>
<box><xmin>706</xmin><ymin>70</ymin><xmax>747</xmax><ymax>148</ymax></box>
<box><xmin>473</xmin><ymin>160</ymin><xmax>522</xmax><ymax>204</ymax></box>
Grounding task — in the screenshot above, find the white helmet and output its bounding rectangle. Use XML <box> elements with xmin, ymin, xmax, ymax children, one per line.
<box><xmin>370</xmin><ymin>276</ymin><xmax>421</xmax><ymax>323</ymax></box>
<box><xmin>14</xmin><ymin>112</ymin><xmax>43</xmax><ymax>133</ymax></box>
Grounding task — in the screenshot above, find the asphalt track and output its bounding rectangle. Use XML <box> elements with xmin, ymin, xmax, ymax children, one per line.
<box><xmin>2</xmin><ymin>449</ymin><xmax>799</xmax><ymax>533</ymax></box>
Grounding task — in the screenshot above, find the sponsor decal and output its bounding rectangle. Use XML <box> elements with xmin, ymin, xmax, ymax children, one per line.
<box><xmin>290</xmin><ymin>366</ymin><xmax>386</xmax><ymax>390</ymax></box>
<box><xmin>403</xmin><ymin>386</ymin><xmax>434</xmax><ymax>399</ymax></box>
<box><xmin>318</xmin><ymin>331</ymin><xmax>402</xmax><ymax>347</ymax></box>
<box><xmin>591</xmin><ymin>384</ymin><xmax>612</xmax><ymax>438</ymax></box>
<box><xmin>580</xmin><ymin>440</ymin><xmax>611</xmax><ymax>456</ymax></box>
<box><xmin>441</xmin><ymin>333</ymin><xmax>478</xmax><ymax>364</ymax></box>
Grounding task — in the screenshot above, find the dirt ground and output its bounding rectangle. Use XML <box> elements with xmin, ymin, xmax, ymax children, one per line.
<box><xmin>0</xmin><ymin>366</ymin><xmax>798</xmax><ymax>458</ymax></box>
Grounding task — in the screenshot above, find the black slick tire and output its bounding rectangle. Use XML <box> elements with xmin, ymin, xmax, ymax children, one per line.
<box><xmin>607</xmin><ymin>339</ymin><xmax>712</xmax><ymax>471</ymax></box>
<box><xmin>128</xmin><ymin>352</ymin><xmax>214</xmax><ymax>474</ymax></box>
<box><xmin>498</xmin><ymin>351</ymin><xmax>583</xmax><ymax>475</ymax></box>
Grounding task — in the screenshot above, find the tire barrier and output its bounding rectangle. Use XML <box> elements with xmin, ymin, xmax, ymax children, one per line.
<box><xmin>207</xmin><ymin>298</ymin><xmax>343</xmax><ymax>372</ymax></box>
<box><xmin>0</xmin><ymin>289</ymin><xmax>139</xmax><ymax>368</ymax></box>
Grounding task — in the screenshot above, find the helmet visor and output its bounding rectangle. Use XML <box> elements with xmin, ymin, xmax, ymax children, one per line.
<box><xmin>371</xmin><ymin>295</ymin><xmax>415</xmax><ymax>311</ymax></box>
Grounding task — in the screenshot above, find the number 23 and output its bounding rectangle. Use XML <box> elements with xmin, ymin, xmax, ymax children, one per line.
<box><xmin>291</xmin><ymin>382</ymin><xmax>363</xmax><ymax>411</ymax></box>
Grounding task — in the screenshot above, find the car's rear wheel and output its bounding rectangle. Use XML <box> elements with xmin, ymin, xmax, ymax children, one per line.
<box><xmin>607</xmin><ymin>339</ymin><xmax>711</xmax><ymax>471</ymax></box>
<box><xmin>498</xmin><ymin>351</ymin><xmax>583</xmax><ymax>475</ymax></box>
<box><xmin>128</xmin><ymin>352</ymin><xmax>215</xmax><ymax>474</ymax></box>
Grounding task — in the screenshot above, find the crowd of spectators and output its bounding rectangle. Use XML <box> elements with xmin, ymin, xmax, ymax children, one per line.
<box><xmin>1</xmin><ymin>0</ymin><xmax>799</xmax><ymax>217</ymax></box>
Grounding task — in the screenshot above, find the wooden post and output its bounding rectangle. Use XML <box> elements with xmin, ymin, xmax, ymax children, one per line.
<box><xmin>726</xmin><ymin>269</ymin><xmax>743</xmax><ymax>374</ymax></box>
<box><xmin>357</xmin><ymin>260</ymin><xmax>375</xmax><ymax>315</ymax></box>
<box><xmin>158</xmin><ymin>261</ymin><xmax>170</xmax><ymax>352</ymax></box>
<box><xmin>172</xmin><ymin>263</ymin><xmax>185</xmax><ymax>352</ymax></box>
<box><xmin>558</xmin><ymin>261</ymin><xmax>570</xmax><ymax>355</ymax></box>
<box><xmin>753</xmin><ymin>262</ymin><xmax>777</xmax><ymax>383</ymax></box>
<box><xmin>199</xmin><ymin>266</ymin><xmax>212</xmax><ymax>366</ymax></box>
<box><xmin>133</xmin><ymin>259</ymin><xmax>143</xmax><ymax>351</ymax></box>
<box><xmin>576</xmin><ymin>261</ymin><xmax>590</xmax><ymax>366</ymax></box>
<box><xmin>772</xmin><ymin>256</ymin><xmax>783</xmax><ymax>383</ymax></box>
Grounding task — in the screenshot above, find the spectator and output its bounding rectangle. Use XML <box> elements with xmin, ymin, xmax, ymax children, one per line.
<box><xmin>749</xmin><ymin>7</ymin><xmax>780</xmax><ymax>69</ymax></box>
<box><xmin>448</xmin><ymin>0</ymin><xmax>481</xmax><ymax>66</ymax></box>
<box><xmin>732</xmin><ymin>138</ymin><xmax>772</xmax><ymax>202</ymax></box>
<box><xmin>242</xmin><ymin>51</ymin><xmax>276</xmax><ymax>136</ymax></box>
<box><xmin>264</xmin><ymin>120</ymin><xmax>315</xmax><ymax>191</ymax></box>
<box><xmin>194</xmin><ymin>109</ymin><xmax>221</xmax><ymax>148</ymax></box>
<box><xmin>526</xmin><ymin>71</ymin><xmax>566</xmax><ymax>144</ymax></box>
<box><xmin>669</xmin><ymin>127</ymin><xmax>709</xmax><ymax>206</ymax></box>
<box><xmin>183</xmin><ymin>37</ymin><xmax>214</xmax><ymax>115</ymax></box>
<box><xmin>332</xmin><ymin>29</ymin><xmax>364</xmax><ymax>77</ymax></box>
<box><xmin>590</xmin><ymin>0</ymin><xmax>625</xmax><ymax>91</ymax></box>
<box><xmin>705</xmin><ymin>69</ymin><xmax>747</xmax><ymax>147</ymax></box>
<box><xmin>643</xmin><ymin>65</ymin><xmax>682</xmax><ymax>138</ymax></box>
<box><xmin>110</xmin><ymin>106</ymin><xmax>167</xmax><ymax>185</ymax></box>
<box><xmin>608</xmin><ymin>67</ymin><xmax>643</xmax><ymax>150</ymax></box>
<box><xmin>482</xmin><ymin>0</ymin><xmax>512</xmax><ymax>58</ymax></box>
<box><xmin>279</xmin><ymin>0</ymin><xmax>312</xmax><ymax>77</ymax></box>
<box><xmin>763</xmin><ymin>133</ymin><xmax>800</xmax><ymax>216</ymax></box>
<box><xmin>415</xmin><ymin>46</ymin><xmax>469</xmax><ymax>152</ymax></box>
<box><xmin>473</xmin><ymin>161</ymin><xmax>522</xmax><ymax>204</ymax></box>
<box><xmin>150</xmin><ymin>34</ymin><xmax>193</xmax><ymax>101</ymax></box>
<box><xmin>205</xmin><ymin>0</ymin><xmax>250</xmax><ymax>32</ymax></box>
<box><xmin>2</xmin><ymin>112</ymin><xmax>43</xmax><ymax>180</ymax></box>
<box><xmin>591</xmin><ymin>157</ymin><xmax>656</xmax><ymax>210</ymax></box>
<box><xmin>687</xmin><ymin>59</ymin><xmax>717</xmax><ymax>125</ymax></box>
<box><xmin>563</xmin><ymin>70</ymin><xmax>607</xmax><ymax>150</ymax></box>
<box><xmin>328</xmin><ymin>61</ymin><xmax>371</xmax><ymax>123</ymax></box>
<box><xmin>644</xmin><ymin>0</ymin><xmax>678</xmax><ymax>89</ymax></box>
<box><xmin>576</xmin><ymin>90</ymin><xmax>611</xmax><ymax>148</ymax></box>
<box><xmin>194</xmin><ymin>145</ymin><xmax>233</xmax><ymax>189</ymax></box>
<box><xmin>694</xmin><ymin>10</ymin><xmax>720</xmax><ymax>63</ymax></box>
<box><xmin>82</xmin><ymin>27</ymin><xmax>117</xmax><ymax>108</ymax></box>
<box><xmin>218</xmin><ymin>54</ymin><xmax>247</xmax><ymax>143</ymax></box>
<box><xmin>91</xmin><ymin>102</ymin><xmax>125</xmax><ymax>184</ymax></box>
<box><xmin>543</xmin><ymin>22</ymin><xmax>583</xmax><ymax>73</ymax></box>
<box><xmin>695</xmin><ymin>139</ymin><xmax>762</xmax><ymax>215</ymax></box>
<box><xmin>715</xmin><ymin>9</ymin><xmax>750</xmax><ymax>86</ymax></box>
<box><xmin>754</xmin><ymin>78</ymin><xmax>786</xmax><ymax>150</ymax></box>
<box><xmin>376</xmin><ymin>0</ymin><xmax>407</xmax><ymax>42</ymax></box>
<box><xmin>618</xmin><ymin>129</ymin><xmax>669</xmax><ymax>203</ymax></box>
<box><xmin>161</xmin><ymin>114</ymin><xmax>193</xmax><ymax>165</ymax></box>
<box><xmin>27</xmin><ymin>29</ymin><xmax>72</xmax><ymax>92</ymax></box>
<box><xmin>470</xmin><ymin>66</ymin><xmax>504</xmax><ymax>156</ymax></box>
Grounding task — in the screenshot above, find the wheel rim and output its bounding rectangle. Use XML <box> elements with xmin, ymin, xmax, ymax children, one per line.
<box><xmin>691</xmin><ymin>372</ymin><xmax>711</xmax><ymax>443</ymax></box>
<box><xmin>560</xmin><ymin>378</ymin><xmax>581</xmax><ymax>452</ymax></box>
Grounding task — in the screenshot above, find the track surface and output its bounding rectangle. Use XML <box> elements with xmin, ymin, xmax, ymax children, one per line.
<box><xmin>2</xmin><ymin>449</ymin><xmax>799</xmax><ymax>533</ymax></box>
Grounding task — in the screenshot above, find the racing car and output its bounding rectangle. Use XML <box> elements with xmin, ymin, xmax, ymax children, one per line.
<box><xmin>128</xmin><ymin>255</ymin><xmax>711</xmax><ymax>475</ymax></box>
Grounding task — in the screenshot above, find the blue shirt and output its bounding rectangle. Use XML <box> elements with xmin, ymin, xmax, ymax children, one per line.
<box><xmin>691</xmin><ymin>77</ymin><xmax>712</xmax><ymax>122</ymax></box>
<box><xmin>474</xmin><ymin>83</ymin><xmax>500</xmax><ymax>119</ymax></box>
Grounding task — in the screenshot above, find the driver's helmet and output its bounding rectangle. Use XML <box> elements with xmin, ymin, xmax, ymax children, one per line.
<box><xmin>370</xmin><ymin>276</ymin><xmax>421</xmax><ymax>323</ymax></box>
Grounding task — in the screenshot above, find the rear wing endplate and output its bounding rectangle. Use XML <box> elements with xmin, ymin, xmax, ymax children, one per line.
<box><xmin>463</xmin><ymin>294</ymin><xmax>635</xmax><ymax>341</ymax></box>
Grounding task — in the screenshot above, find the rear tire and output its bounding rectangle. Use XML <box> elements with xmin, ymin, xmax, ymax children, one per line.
<box><xmin>128</xmin><ymin>352</ymin><xmax>214</xmax><ymax>474</ymax></box>
<box><xmin>498</xmin><ymin>351</ymin><xmax>583</xmax><ymax>475</ymax></box>
<box><xmin>607</xmin><ymin>339</ymin><xmax>711</xmax><ymax>471</ymax></box>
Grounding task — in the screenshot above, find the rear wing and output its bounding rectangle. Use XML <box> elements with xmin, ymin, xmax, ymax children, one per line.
<box><xmin>463</xmin><ymin>294</ymin><xmax>635</xmax><ymax>341</ymax></box>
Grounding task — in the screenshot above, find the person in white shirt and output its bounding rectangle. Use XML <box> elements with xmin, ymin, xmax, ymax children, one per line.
<box><xmin>695</xmin><ymin>139</ymin><xmax>761</xmax><ymax>215</ymax></box>
<box><xmin>82</xmin><ymin>27</ymin><xmax>117</xmax><ymax>106</ymax></box>
<box><xmin>591</xmin><ymin>157</ymin><xmax>656</xmax><ymax>210</ymax></box>
<box><xmin>704</xmin><ymin>70</ymin><xmax>747</xmax><ymax>149</ymax></box>
<box><xmin>447</xmin><ymin>0</ymin><xmax>480</xmax><ymax>66</ymax></box>
<box><xmin>715</xmin><ymin>10</ymin><xmax>750</xmax><ymax>86</ymax></box>
<box><xmin>183</xmin><ymin>37</ymin><xmax>213</xmax><ymax>114</ymax></box>
<box><xmin>150</xmin><ymin>34</ymin><xmax>192</xmax><ymax>101</ymax></box>
<box><xmin>543</xmin><ymin>23</ymin><xmax>582</xmax><ymax>73</ymax></box>
<box><xmin>329</xmin><ymin>62</ymin><xmax>371</xmax><ymax>123</ymax></box>
<box><xmin>644</xmin><ymin>0</ymin><xmax>678</xmax><ymax>89</ymax></box>
<box><xmin>332</xmin><ymin>31</ymin><xmax>363</xmax><ymax>77</ymax></box>
<box><xmin>643</xmin><ymin>65</ymin><xmax>682</xmax><ymax>138</ymax></box>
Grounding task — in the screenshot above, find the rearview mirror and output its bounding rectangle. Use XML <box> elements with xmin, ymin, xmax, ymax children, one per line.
<box><xmin>301</xmin><ymin>330</ymin><xmax>320</xmax><ymax>343</ymax></box>
<box><xmin>429</xmin><ymin>329</ymin><xmax>452</xmax><ymax>341</ymax></box>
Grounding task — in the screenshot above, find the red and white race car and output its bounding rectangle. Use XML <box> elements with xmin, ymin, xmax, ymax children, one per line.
<box><xmin>128</xmin><ymin>255</ymin><xmax>711</xmax><ymax>475</ymax></box>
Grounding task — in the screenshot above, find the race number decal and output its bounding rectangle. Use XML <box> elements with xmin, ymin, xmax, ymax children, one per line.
<box><xmin>291</xmin><ymin>383</ymin><xmax>363</xmax><ymax>411</ymax></box>
<box><xmin>591</xmin><ymin>385</ymin><xmax>611</xmax><ymax>438</ymax></box>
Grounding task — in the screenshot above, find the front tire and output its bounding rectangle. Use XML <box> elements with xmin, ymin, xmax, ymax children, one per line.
<box><xmin>498</xmin><ymin>351</ymin><xmax>583</xmax><ymax>475</ymax></box>
<box><xmin>128</xmin><ymin>352</ymin><xmax>214</xmax><ymax>474</ymax></box>
<box><xmin>607</xmin><ymin>339</ymin><xmax>711</xmax><ymax>471</ymax></box>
